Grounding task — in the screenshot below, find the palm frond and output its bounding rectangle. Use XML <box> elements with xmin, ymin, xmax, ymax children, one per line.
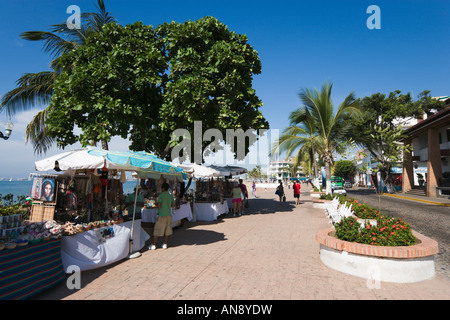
<box><xmin>20</xmin><ymin>31</ymin><xmax>78</xmax><ymax>59</ymax></box>
<box><xmin>0</xmin><ymin>72</ymin><xmax>55</xmax><ymax>116</ymax></box>
<box><xmin>25</xmin><ymin>108</ymin><xmax>55</xmax><ymax>155</ymax></box>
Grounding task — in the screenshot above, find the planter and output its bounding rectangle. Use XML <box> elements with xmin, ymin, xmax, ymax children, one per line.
<box><xmin>312</xmin><ymin>198</ymin><xmax>333</xmax><ymax>209</ymax></box>
<box><xmin>310</xmin><ymin>191</ymin><xmax>325</xmax><ymax>199</ymax></box>
<box><xmin>316</xmin><ymin>228</ymin><xmax>439</xmax><ymax>283</ymax></box>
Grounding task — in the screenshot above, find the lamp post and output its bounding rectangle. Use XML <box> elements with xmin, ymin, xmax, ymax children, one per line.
<box><xmin>0</xmin><ymin>119</ymin><xmax>14</xmax><ymax>140</ymax></box>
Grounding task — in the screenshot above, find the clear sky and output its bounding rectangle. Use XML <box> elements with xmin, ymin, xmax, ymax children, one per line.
<box><xmin>0</xmin><ymin>0</ymin><xmax>449</xmax><ymax>178</ymax></box>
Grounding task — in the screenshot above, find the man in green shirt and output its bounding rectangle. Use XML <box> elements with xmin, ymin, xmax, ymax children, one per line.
<box><xmin>149</xmin><ymin>182</ymin><xmax>175</xmax><ymax>250</ymax></box>
<box><xmin>125</xmin><ymin>186</ymin><xmax>145</xmax><ymax>219</ymax></box>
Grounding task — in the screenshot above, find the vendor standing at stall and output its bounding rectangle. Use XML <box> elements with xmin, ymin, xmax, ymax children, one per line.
<box><xmin>125</xmin><ymin>186</ymin><xmax>145</xmax><ymax>219</ymax></box>
<box><xmin>149</xmin><ymin>182</ymin><xmax>175</xmax><ymax>250</ymax></box>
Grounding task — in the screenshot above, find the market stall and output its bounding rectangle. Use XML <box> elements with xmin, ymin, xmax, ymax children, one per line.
<box><xmin>182</xmin><ymin>164</ymin><xmax>247</xmax><ymax>222</ymax></box>
<box><xmin>33</xmin><ymin>148</ymin><xmax>185</xmax><ymax>266</ymax></box>
<box><xmin>60</xmin><ymin>219</ymin><xmax>148</xmax><ymax>272</ymax></box>
<box><xmin>141</xmin><ymin>203</ymin><xmax>192</xmax><ymax>225</ymax></box>
<box><xmin>206</xmin><ymin>165</ymin><xmax>248</xmax><ymax>218</ymax></box>
<box><xmin>133</xmin><ymin>165</ymin><xmax>189</xmax><ymax>227</ymax></box>
<box><xmin>174</xmin><ymin>164</ymin><xmax>228</xmax><ymax>221</ymax></box>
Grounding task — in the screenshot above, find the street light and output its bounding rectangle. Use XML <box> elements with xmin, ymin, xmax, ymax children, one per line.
<box><xmin>0</xmin><ymin>119</ymin><xmax>14</xmax><ymax>140</ymax></box>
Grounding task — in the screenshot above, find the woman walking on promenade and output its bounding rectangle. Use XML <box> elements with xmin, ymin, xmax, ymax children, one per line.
<box><xmin>276</xmin><ymin>181</ymin><xmax>284</xmax><ymax>203</ymax></box>
<box><xmin>231</xmin><ymin>184</ymin><xmax>242</xmax><ymax>216</ymax></box>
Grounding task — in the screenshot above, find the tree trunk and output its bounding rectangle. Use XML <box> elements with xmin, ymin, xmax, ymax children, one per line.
<box><xmin>325</xmin><ymin>160</ymin><xmax>332</xmax><ymax>195</ymax></box>
<box><xmin>101</xmin><ymin>140</ymin><xmax>109</xmax><ymax>150</ymax></box>
<box><xmin>312</xmin><ymin>147</ymin><xmax>318</xmax><ymax>179</ymax></box>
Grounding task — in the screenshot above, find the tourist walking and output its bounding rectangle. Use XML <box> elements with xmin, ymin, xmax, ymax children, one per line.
<box><xmin>238</xmin><ymin>179</ymin><xmax>248</xmax><ymax>213</ymax></box>
<box><xmin>149</xmin><ymin>183</ymin><xmax>175</xmax><ymax>250</ymax></box>
<box><xmin>293</xmin><ymin>180</ymin><xmax>301</xmax><ymax>205</ymax></box>
<box><xmin>231</xmin><ymin>184</ymin><xmax>242</xmax><ymax>216</ymax></box>
<box><xmin>252</xmin><ymin>181</ymin><xmax>256</xmax><ymax>198</ymax></box>
<box><xmin>276</xmin><ymin>181</ymin><xmax>284</xmax><ymax>203</ymax></box>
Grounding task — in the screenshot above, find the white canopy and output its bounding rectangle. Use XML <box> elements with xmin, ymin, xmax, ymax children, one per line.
<box><xmin>206</xmin><ymin>165</ymin><xmax>247</xmax><ymax>177</ymax></box>
<box><xmin>206</xmin><ymin>165</ymin><xmax>231</xmax><ymax>177</ymax></box>
<box><xmin>177</xmin><ymin>163</ymin><xmax>221</xmax><ymax>179</ymax></box>
<box><xmin>35</xmin><ymin>149</ymin><xmax>106</xmax><ymax>172</ymax></box>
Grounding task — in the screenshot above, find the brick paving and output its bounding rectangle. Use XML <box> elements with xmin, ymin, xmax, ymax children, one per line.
<box><xmin>33</xmin><ymin>185</ymin><xmax>450</xmax><ymax>300</ymax></box>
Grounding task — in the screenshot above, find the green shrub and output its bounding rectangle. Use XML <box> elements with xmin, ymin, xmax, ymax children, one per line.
<box><xmin>335</xmin><ymin>216</ymin><xmax>416</xmax><ymax>246</ymax></box>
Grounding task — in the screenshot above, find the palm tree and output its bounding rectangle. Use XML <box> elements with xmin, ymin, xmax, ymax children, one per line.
<box><xmin>290</xmin><ymin>81</ymin><xmax>362</xmax><ymax>194</ymax></box>
<box><xmin>272</xmin><ymin>108</ymin><xmax>321</xmax><ymax>182</ymax></box>
<box><xmin>0</xmin><ymin>0</ymin><xmax>115</xmax><ymax>153</ymax></box>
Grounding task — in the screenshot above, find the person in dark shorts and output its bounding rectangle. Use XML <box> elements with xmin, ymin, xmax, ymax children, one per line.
<box><xmin>276</xmin><ymin>181</ymin><xmax>284</xmax><ymax>203</ymax></box>
<box><xmin>293</xmin><ymin>180</ymin><xmax>301</xmax><ymax>205</ymax></box>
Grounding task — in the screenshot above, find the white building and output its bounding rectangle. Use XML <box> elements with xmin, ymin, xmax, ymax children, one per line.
<box><xmin>267</xmin><ymin>157</ymin><xmax>304</xmax><ymax>181</ymax></box>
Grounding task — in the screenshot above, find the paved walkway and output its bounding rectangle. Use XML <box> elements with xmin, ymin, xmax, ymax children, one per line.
<box><xmin>34</xmin><ymin>186</ymin><xmax>450</xmax><ymax>300</ymax></box>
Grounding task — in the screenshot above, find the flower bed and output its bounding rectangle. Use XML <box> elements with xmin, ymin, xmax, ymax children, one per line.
<box><xmin>328</xmin><ymin>195</ymin><xmax>416</xmax><ymax>247</ymax></box>
<box><xmin>316</xmin><ymin>228</ymin><xmax>439</xmax><ymax>283</ymax></box>
<box><xmin>335</xmin><ymin>216</ymin><xmax>415</xmax><ymax>247</ymax></box>
<box><xmin>315</xmin><ymin>195</ymin><xmax>439</xmax><ymax>283</ymax></box>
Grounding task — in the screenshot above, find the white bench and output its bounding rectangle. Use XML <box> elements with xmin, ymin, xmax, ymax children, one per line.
<box><xmin>324</xmin><ymin>197</ymin><xmax>354</xmax><ymax>225</ymax></box>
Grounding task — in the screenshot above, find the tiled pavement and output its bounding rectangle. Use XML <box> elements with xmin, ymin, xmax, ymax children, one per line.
<box><xmin>33</xmin><ymin>186</ymin><xmax>450</xmax><ymax>300</ymax></box>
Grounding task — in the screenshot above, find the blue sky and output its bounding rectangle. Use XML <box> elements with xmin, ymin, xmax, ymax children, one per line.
<box><xmin>0</xmin><ymin>0</ymin><xmax>449</xmax><ymax>178</ymax></box>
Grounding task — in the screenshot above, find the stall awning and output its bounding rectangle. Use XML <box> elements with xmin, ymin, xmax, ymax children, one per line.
<box><xmin>177</xmin><ymin>164</ymin><xmax>221</xmax><ymax>179</ymax></box>
<box><xmin>35</xmin><ymin>149</ymin><xmax>106</xmax><ymax>171</ymax></box>
<box><xmin>35</xmin><ymin>147</ymin><xmax>186</xmax><ymax>180</ymax></box>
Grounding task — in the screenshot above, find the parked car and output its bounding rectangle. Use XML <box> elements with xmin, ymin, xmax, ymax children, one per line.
<box><xmin>343</xmin><ymin>182</ymin><xmax>352</xmax><ymax>188</ymax></box>
<box><xmin>332</xmin><ymin>186</ymin><xmax>347</xmax><ymax>195</ymax></box>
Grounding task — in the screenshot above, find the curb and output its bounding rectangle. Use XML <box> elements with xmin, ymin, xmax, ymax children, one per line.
<box><xmin>382</xmin><ymin>193</ymin><xmax>450</xmax><ymax>207</ymax></box>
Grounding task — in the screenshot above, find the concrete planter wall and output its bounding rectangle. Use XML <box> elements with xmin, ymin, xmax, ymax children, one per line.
<box><xmin>310</xmin><ymin>191</ymin><xmax>325</xmax><ymax>199</ymax></box>
<box><xmin>312</xmin><ymin>198</ymin><xmax>332</xmax><ymax>209</ymax></box>
<box><xmin>316</xmin><ymin>228</ymin><xmax>439</xmax><ymax>283</ymax></box>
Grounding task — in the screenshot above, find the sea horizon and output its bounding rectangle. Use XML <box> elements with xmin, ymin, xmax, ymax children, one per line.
<box><xmin>0</xmin><ymin>180</ymin><xmax>139</xmax><ymax>203</ymax></box>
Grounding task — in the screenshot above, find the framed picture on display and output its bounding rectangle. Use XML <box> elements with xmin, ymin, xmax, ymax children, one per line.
<box><xmin>40</xmin><ymin>179</ymin><xmax>56</xmax><ymax>202</ymax></box>
<box><xmin>31</xmin><ymin>177</ymin><xmax>43</xmax><ymax>200</ymax></box>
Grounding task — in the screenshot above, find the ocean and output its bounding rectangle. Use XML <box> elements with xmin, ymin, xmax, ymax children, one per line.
<box><xmin>0</xmin><ymin>180</ymin><xmax>138</xmax><ymax>203</ymax></box>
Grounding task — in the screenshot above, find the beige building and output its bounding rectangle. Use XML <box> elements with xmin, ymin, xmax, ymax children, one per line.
<box><xmin>402</xmin><ymin>98</ymin><xmax>450</xmax><ymax>198</ymax></box>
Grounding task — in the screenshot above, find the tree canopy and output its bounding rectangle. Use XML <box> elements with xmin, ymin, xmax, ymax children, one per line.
<box><xmin>46</xmin><ymin>21</ymin><xmax>166</xmax><ymax>150</ymax></box>
<box><xmin>348</xmin><ymin>90</ymin><xmax>444</xmax><ymax>193</ymax></box>
<box><xmin>46</xmin><ymin>16</ymin><xmax>269</xmax><ymax>160</ymax></box>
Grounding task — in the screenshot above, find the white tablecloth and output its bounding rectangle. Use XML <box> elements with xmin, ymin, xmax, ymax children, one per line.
<box><xmin>224</xmin><ymin>198</ymin><xmax>233</xmax><ymax>209</ymax></box>
<box><xmin>60</xmin><ymin>219</ymin><xmax>150</xmax><ymax>272</ymax></box>
<box><xmin>193</xmin><ymin>202</ymin><xmax>229</xmax><ymax>221</ymax></box>
<box><xmin>141</xmin><ymin>203</ymin><xmax>193</xmax><ymax>224</ymax></box>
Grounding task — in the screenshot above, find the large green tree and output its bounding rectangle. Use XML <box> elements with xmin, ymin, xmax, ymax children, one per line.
<box><xmin>46</xmin><ymin>22</ymin><xmax>166</xmax><ymax>151</ymax></box>
<box><xmin>157</xmin><ymin>16</ymin><xmax>269</xmax><ymax>161</ymax></box>
<box><xmin>47</xmin><ymin>16</ymin><xmax>269</xmax><ymax>160</ymax></box>
<box><xmin>333</xmin><ymin>160</ymin><xmax>357</xmax><ymax>182</ymax></box>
